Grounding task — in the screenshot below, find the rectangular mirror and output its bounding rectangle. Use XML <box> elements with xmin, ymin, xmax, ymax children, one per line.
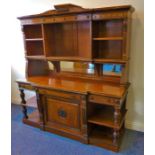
<box><xmin>60</xmin><ymin>61</ymin><xmax>95</xmax><ymax>75</ymax></box>
<box><xmin>102</xmin><ymin>63</ymin><xmax>122</xmax><ymax>76</ymax></box>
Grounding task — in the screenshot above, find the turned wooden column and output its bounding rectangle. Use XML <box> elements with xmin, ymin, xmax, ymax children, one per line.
<box><xmin>114</xmin><ymin>106</ymin><xmax>121</xmax><ymax>124</ymax></box>
<box><xmin>36</xmin><ymin>90</ymin><xmax>44</xmax><ymax>130</ymax></box>
<box><xmin>113</xmin><ymin>129</ymin><xmax>119</xmax><ymax>145</ymax></box>
<box><xmin>80</xmin><ymin>95</ymin><xmax>88</xmax><ymax>144</ymax></box>
<box><xmin>19</xmin><ymin>88</ymin><xmax>28</xmax><ymax>119</ymax></box>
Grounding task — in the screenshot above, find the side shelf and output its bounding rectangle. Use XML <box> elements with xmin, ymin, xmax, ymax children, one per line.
<box><xmin>23</xmin><ymin>110</ymin><xmax>40</xmax><ymax>128</ymax></box>
<box><xmin>88</xmin><ymin>108</ymin><xmax>127</xmax><ymax>129</ymax></box>
<box><xmin>89</xmin><ymin>124</ymin><xmax>125</xmax><ymax>152</ymax></box>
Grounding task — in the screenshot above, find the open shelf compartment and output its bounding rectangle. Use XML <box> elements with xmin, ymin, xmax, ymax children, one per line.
<box><xmin>92</xmin><ymin>19</ymin><xmax>124</xmax><ymax>60</ymax></box>
<box><xmin>25</xmin><ymin>41</ymin><xmax>44</xmax><ymax>56</ymax></box>
<box><xmin>23</xmin><ymin>24</ymin><xmax>42</xmax><ymax>39</ymax></box>
<box><xmin>92</xmin><ymin>19</ymin><xmax>123</xmax><ymax>38</ymax></box>
<box><xmin>93</xmin><ymin>40</ymin><xmax>123</xmax><ymax>59</ymax></box>
<box><xmin>43</xmin><ymin>21</ymin><xmax>92</xmax><ymax>59</ymax></box>
<box><xmin>88</xmin><ymin>102</ymin><xmax>127</xmax><ymax>129</ymax></box>
<box><xmin>88</xmin><ymin>124</ymin><xmax>125</xmax><ymax>152</ymax></box>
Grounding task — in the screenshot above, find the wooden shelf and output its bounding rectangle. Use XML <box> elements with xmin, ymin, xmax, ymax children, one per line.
<box><xmin>25</xmin><ymin>38</ymin><xmax>43</xmax><ymax>41</ymax></box>
<box><xmin>89</xmin><ymin>126</ymin><xmax>124</xmax><ymax>152</ymax></box>
<box><xmin>23</xmin><ymin>110</ymin><xmax>40</xmax><ymax>128</ymax></box>
<box><xmin>26</xmin><ymin>55</ymin><xmax>46</xmax><ymax>60</ymax></box>
<box><xmin>47</xmin><ymin>56</ymin><xmax>92</xmax><ymax>62</ymax></box>
<box><xmin>94</xmin><ymin>58</ymin><xmax>127</xmax><ymax>64</ymax></box>
<box><xmin>89</xmin><ymin>127</ymin><xmax>117</xmax><ymax>151</ymax></box>
<box><xmin>93</xmin><ymin>37</ymin><xmax>123</xmax><ymax>41</ymax></box>
<box><xmin>88</xmin><ymin>109</ymin><xmax>127</xmax><ymax>129</ymax></box>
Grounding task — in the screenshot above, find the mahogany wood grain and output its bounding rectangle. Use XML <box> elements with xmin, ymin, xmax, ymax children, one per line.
<box><xmin>17</xmin><ymin>4</ymin><xmax>134</xmax><ymax>152</ymax></box>
<box><xmin>45</xmin><ymin>97</ymin><xmax>80</xmax><ymax>128</ymax></box>
<box><xmin>17</xmin><ymin>76</ymin><xmax>126</xmax><ymax>98</ymax></box>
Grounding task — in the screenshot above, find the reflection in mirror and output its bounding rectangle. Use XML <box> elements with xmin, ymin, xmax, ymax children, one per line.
<box><xmin>60</xmin><ymin>61</ymin><xmax>95</xmax><ymax>75</ymax></box>
<box><xmin>102</xmin><ymin>63</ymin><xmax>122</xmax><ymax>76</ymax></box>
<box><xmin>48</xmin><ymin>61</ymin><xmax>54</xmax><ymax>70</ymax></box>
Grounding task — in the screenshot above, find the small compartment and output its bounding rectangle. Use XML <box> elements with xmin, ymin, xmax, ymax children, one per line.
<box><xmin>93</xmin><ymin>20</ymin><xmax>123</xmax><ymax>38</ymax></box>
<box><xmin>26</xmin><ymin>41</ymin><xmax>44</xmax><ymax>56</ymax></box>
<box><xmin>102</xmin><ymin>63</ymin><xmax>123</xmax><ymax>76</ymax></box>
<box><xmin>27</xmin><ymin>59</ymin><xmax>49</xmax><ymax>77</ymax></box>
<box><xmin>88</xmin><ymin>103</ymin><xmax>127</xmax><ymax>128</ymax></box>
<box><xmin>89</xmin><ymin>124</ymin><xmax>114</xmax><ymax>146</ymax></box>
<box><xmin>93</xmin><ymin>40</ymin><xmax>122</xmax><ymax>59</ymax></box>
<box><xmin>89</xmin><ymin>123</ymin><xmax>125</xmax><ymax>151</ymax></box>
<box><xmin>88</xmin><ymin>104</ymin><xmax>114</xmax><ymax>127</ymax></box>
<box><xmin>23</xmin><ymin>25</ymin><xmax>42</xmax><ymax>39</ymax></box>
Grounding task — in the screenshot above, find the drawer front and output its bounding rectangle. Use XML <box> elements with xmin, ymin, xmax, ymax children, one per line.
<box><xmin>38</xmin><ymin>88</ymin><xmax>81</xmax><ymax>101</ymax></box>
<box><xmin>18</xmin><ymin>83</ymin><xmax>33</xmax><ymax>90</ymax></box>
<box><xmin>45</xmin><ymin>98</ymin><xmax>80</xmax><ymax>129</ymax></box>
<box><xmin>92</xmin><ymin>11</ymin><xmax>127</xmax><ymax>20</ymax></box>
<box><xmin>89</xmin><ymin>95</ymin><xmax>119</xmax><ymax>105</ymax></box>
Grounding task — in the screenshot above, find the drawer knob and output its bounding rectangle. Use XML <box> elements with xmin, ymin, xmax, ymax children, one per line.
<box><xmin>58</xmin><ymin>109</ymin><xmax>67</xmax><ymax>118</ymax></box>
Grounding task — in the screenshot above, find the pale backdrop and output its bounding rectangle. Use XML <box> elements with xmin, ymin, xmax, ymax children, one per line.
<box><xmin>11</xmin><ymin>0</ymin><xmax>144</xmax><ymax>132</ymax></box>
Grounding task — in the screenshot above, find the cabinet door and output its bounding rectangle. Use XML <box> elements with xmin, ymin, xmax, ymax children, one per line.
<box><xmin>43</xmin><ymin>96</ymin><xmax>80</xmax><ymax>129</ymax></box>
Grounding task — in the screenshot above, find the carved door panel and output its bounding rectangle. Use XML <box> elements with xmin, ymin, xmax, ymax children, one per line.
<box><xmin>43</xmin><ymin>95</ymin><xmax>80</xmax><ymax>129</ymax></box>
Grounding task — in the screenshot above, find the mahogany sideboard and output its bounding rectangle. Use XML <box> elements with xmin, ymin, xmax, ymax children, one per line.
<box><xmin>16</xmin><ymin>4</ymin><xmax>134</xmax><ymax>152</ymax></box>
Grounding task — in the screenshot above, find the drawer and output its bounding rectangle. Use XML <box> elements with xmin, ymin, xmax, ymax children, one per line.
<box><xmin>45</xmin><ymin>98</ymin><xmax>80</xmax><ymax>129</ymax></box>
<box><xmin>88</xmin><ymin>95</ymin><xmax>119</xmax><ymax>105</ymax></box>
<box><xmin>18</xmin><ymin>83</ymin><xmax>33</xmax><ymax>90</ymax></box>
<box><xmin>38</xmin><ymin>88</ymin><xmax>81</xmax><ymax>101</ymax></box>
<box><xmin>92</xmin><ymin>11</ymin><xmax>127</xmax><ymax>20</ymax></box>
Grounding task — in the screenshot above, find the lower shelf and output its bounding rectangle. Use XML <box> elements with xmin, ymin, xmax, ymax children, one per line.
<box><xmin>23</xmin><ymin>110</ymin><xmax>40</xmax><ymax>128</ymax></box>
<box><xmin>89</xmin><ymin>125</ymin><xmax>124</xmax><ymax>152</ymax></box>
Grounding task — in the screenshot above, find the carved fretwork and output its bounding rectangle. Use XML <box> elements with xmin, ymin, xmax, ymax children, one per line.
<box><xmin>19</xmin><ymin>88</ymin><xmax>28</xmax><ymax>119</ymax></box>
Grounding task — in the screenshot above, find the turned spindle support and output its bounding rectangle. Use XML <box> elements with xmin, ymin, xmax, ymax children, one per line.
<box><xmin>114</xmin><ymin>106</ymin><xmax>121</xmax><ymax>124</ymax></box>
<box><xmin>113</xmin><ymin>129</ymin><xmax>119</xmax><ymax>145</ymax></box>
<box><xmin>36</xmin><ymin>91</ymin><xmax>44</xmax><ymax>130</ymax></box>
<box><xmin>19</xmin><ymin>88</ymin><xmax>28</xmax><ymax>119</ymax></box>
